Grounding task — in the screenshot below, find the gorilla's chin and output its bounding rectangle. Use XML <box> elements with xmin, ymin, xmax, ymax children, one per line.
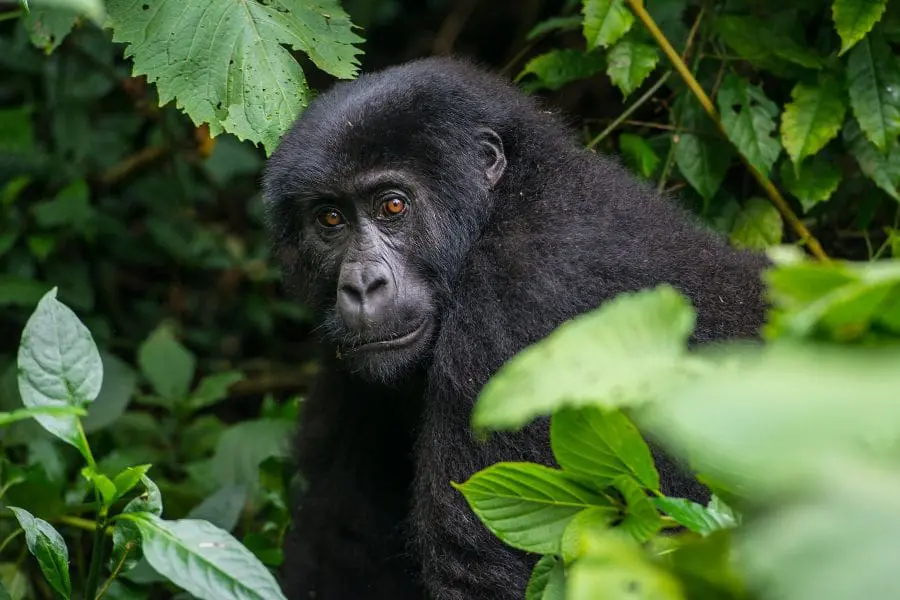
<box><xmin>338</xmin><ymin>317</ymin><xmax>437</xmax><ymax>385</ymax></box>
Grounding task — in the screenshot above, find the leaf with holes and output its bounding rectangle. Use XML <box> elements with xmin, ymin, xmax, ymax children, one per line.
<box><xmin>779</xmin><ymin>156</ymin><xmax>842</xmax><ymax>213</ymax></box>
<box><xmin>729</xmin><ymin>197</ymin><xmax>784</xmax><ymax>251</ymax></box>
<box><xmin>105</xmin><ymin>0</ymin><xmax>364</xmax><ymax>154</ymax></box>
<box><xmin>833</xmin><ymin>0</ymin><xmax>888</xmax><ymax>54</ymax></box>
<box><xmin>717</xmin><ymin>74</ymin><xmax>782</xmax><ymax>177</ymax></box>
<box><xmin>847</xmin><ymin>30</ymin><xmax>900</xmax><ymax>151</ymax></box>
<box><xmin>606</xmin><ymin>37</ymin><xmax>659</xmax><ymax>97</ymax></box>
<box><xmin>781</xmin><ymin>76</ymin><xmax>847</xmax><ymax>166</ymax></box>
<box><xmin>582</xmin><ymin>0</ymin><xmax>633</xmax><ymax>50</ymax></box>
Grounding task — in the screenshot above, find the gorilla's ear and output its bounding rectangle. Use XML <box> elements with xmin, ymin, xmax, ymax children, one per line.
<box><xmin>477</xmin><ymin>128</ymin><xmax>506</xmax><ymax>188</ymax></box>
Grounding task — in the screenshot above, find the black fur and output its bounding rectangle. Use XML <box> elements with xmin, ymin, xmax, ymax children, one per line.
<box><xmin>263</xmin><ymin>56</ymin><xmax>769</xmax><ymax>600</ymax></box>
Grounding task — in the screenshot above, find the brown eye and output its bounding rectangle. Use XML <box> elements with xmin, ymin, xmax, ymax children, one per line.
<box><xmin>316</xmin><ymin>208</ymin><xmax>344</xmax><ymax>227</ymax></box>
<box><xmin>380</xmin><ymin>195</ymin><xmax>408</xmax><ymax>217</ymax></box>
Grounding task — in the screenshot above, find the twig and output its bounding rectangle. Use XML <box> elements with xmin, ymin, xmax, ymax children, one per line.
<box><xmin>624</xmin><ymin>0</ymin><xmax>830</xmax><ymax>262</ymax></box>
<box><xmin>99</xmin><ymin>145</ymin><xmax>167</xmax><ymax>186</ymax></box>
<box><xmin>587</xmin><ymin>72</ymin><xmax>673</xmax><ymax>149</ymax></box>
<box><xmin>433</xmin><ymin>0</ymin><xmax>478</xmax><ymax>55</ymax></box>
<box><xmin>94</xmin><ymin>543</ymin><xmax>132</xmax><ymax>600</ymax></box>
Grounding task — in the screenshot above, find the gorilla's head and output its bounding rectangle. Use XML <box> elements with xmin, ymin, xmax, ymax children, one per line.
<box><xmin>263</xmin><ymin>58</ymin><xmax>523</xmax><ymax>383</ymax></box>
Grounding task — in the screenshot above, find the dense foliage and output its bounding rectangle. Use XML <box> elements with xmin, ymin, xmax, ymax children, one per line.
<box><xmin>1</xmin><ymin>0</ymin><xmax>899</xmax><ymax>598</ymax></box>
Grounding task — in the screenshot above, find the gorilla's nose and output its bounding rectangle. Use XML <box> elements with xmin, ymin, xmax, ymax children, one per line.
<box><xmin>337</xmin><ymin>263</ymin><xmax>394</xmax><ymax>331</ymax></box>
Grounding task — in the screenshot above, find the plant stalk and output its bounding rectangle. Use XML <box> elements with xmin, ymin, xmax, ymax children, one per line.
<box><xmin>83</xmin><ymin>502</ymin><xmax>108</xmax><ymax>600</ymax></box>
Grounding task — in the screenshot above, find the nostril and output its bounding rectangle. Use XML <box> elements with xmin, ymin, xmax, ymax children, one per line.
<box><xmin>339</xmin><ymin>283</ymin><xmax>363</xmax><ymax>304</ymax></box>
<box><xmin>365</xmin><ymin>277</ymin><xmax>388</xmax><ymax>297</ymax></box>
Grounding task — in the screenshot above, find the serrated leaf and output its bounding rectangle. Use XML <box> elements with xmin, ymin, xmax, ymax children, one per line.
<box><xmin>552</xmin><ymin>408</ymin><xmax>659</xmax><ymax>491</ymax></box>
<box><xmin>527</xmin><ymin>15</ymin><xmax>583</xmax><ymax>41</ymax></box>
<box><xmin>137</xmin><ymin>326</ymin><xmax>196</xmax><ymax>400</ymax></box>
<box><xmin>653</xmin><ymin>497</ymin><xmax>736</xmax><ymax>536</ymax></box>
<box><xmin>729</xmin><ymin>197</ymin><xmax>784</xmax><ymax>251</ymax></box>
<box><xmin>714</xmin><ymin>15</ymin><xmax>821</xmax><ymax>74</ymax></box>
<box><xmin>122</xmin><ymin>513</ymin><xmax>287</xmax><ymax>600</ymax></box>
<box><xmin>7</xmin><ymin>507</ymin><xmax>70</xmax><ymax>599</ymax></box>
<box><xmin>582</xmin><ymin>0</ymin><xmax>633</xmax><ymax>49</ymax></box>
<box><xmin>847</xmin><ymin>30</ymin><xmax>900</xmax><ymax>151</ymax></box>
<box><xmin>781</xmin><ymin>76</ymin><xmax>847</xmax><ymax>166</ymax></box>
<box><xmin>673</xmin><ymin>96</ymin><xmax>733</xmax><ymax>200</ymax></box>
<box><xmin>17</xmin><ymin>287</ymin><xmax>101</xmax><ymax>460</ymax></box>
<box><xmin>779</xmin><ymin>156</ymin><xmax>843</xmax><ymax>212</ymax></box>
<box><xmin>526</xmin><ymin>555</ymin><xmax>566</xmax><ymax>600</ymax></box>
<box><xmin>615</xmin><ymin>477</ymin><xmax>662</xmax><ymax>542</ymax></box>
<box><xmin>833</xmin><ymin>0</ymin><xmax>888</xmax><ymax>54</ymax></box>
<box><xmin>518</xmin><ymin>49</ymin><xmax>606</xmax><ymax>92</ymax></box>
<box><xmin>187</xmin><ymin>371</ymin><xmax>243</xmax><ymax>412</ymax></box>
<box><xmin>717</xmin><ymin>74</ymin><xmax>782</xmax><ymax>177</ymax></box>
<box><xmin>105</xmin><ymin>0</ymin><xmax>364</xmax><ymax>154</ymax></box>
<box><xmin>453</xmin><ymin>463</ymin><xmax>618</xmax><ymax>554</ymax></box>
<box><xmin>620</xmin><ymin>133</ymin><xmax>660</xmax><ymax>178</ymax></box>
<box><xmin>844</xmin><ymin>118</ymin><xmax>900</xmax><ymax>200</ymax></box>
<box><xmin>473</xmin><ymin>286</ymin><xmax>695</xmax><ymax>431</ymax></box>
<box><xmin>606</xmin><ymin>38</ymin><xmax>659</xmax><ymax>97</ymax></box>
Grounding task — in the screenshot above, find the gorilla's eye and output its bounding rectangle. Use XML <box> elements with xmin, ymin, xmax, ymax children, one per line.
<box><xmin>379</xmin><ymin>194</ymin><xmax>408</xmax><ymax>218</ymax></box>
<box><xmin>316</xmin><ymin>208</ymin><xmax>345</xmax><ymax>228</ymax></box>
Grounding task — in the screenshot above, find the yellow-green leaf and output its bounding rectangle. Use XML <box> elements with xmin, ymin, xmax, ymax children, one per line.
<box><xmin>606</xmin><ymin>38</ymin><xmax>659</xmax><ymax>97</ymax></box>
<box><xmin>582</xmin><ymin>0</ymin><xmax>633</xmax><ymax>50</ymax></box>
<box><xmin>781</xmin><ymin>76</ymin><xmax>847</xmax><ymax>166</ymax></box>
<box><xmin>833</xmin><ymin>0</ymin><xmax>888</xmax><ymax>54</ymax></box>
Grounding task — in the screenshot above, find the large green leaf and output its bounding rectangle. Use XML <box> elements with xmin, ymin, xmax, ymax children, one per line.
<box><xmin>453</xmin><ymin>463</ymin><xmax>618</xmax><ymax>555</ymax></box>
<box><xmin>779</xmin><ymin>156</ymin><xmax>843</xmax><ymax>213</ymax></box>
<box><xmin>517</xmin><ymin>49</ymin><xmax>606</xmax><ymax>92</ymax></box>
<box><xmin>137</xmin><ymin>325</ymin><xmax>196</xmax><ymax>400</ymax></box>
<box><xmin>606</xmin><ymin>37</ymin><xmax>659</xmax><ymax>97</ymax></box>
<box><xmin>105</xmin><ymin>0</ymin><xmax>364</xmax><ymax>154</ymax></box>
<box><xmin>716</xmin><ymin>74</ymin><xmax>782</xmax><ymax>177</ymax></box>
<box><xmin>16</xmin><ymin>287</ymin><xmax>101</xmax><ymax>460</ymax></box>
<box><xmin>844</xmin><ymin>119</ymin><xmax>900</xmax><ymax>201</ymax></box>
<box><xmin>729</xmin><ymin>197</ymin><xmax>784</xmax><ymax>251</ymax></box>
<box><xmin>582</xmin><ymin>0</ymin><xmax>633</xmax><ymax>50</ymax></box>
<box><xmin>673</xmin><ymin>95</ymin><xmax>733</xmax><ymax>201</ymax></box>
<box><xmin>833</xmin><ymin>0</ymin><xmax>888</xmax><ymax>54</ymax></box>
<box><xmin>551</xmin><ymin>408</ymin><xmax>659</xmax><ymax>491</ymax></box>
<box><xmin>847</xmin><ymin>30</ymin><xmax>900</xmax><ymax>152</ymax></box>
<box><xmin>781</xmin><ymin>76</ymin><xmax>847</xmax><ymax>166</ymax></box>
<box><xmin>472</xmin><ymin>286</ymin><xmax>696</xmax><ymax>431</ymax></box>
<box><xmin>121</xmin><ymin>513</ymin><xmax>287</xmax><ymax>600</ymax></box>
<box><xmin>7</xmin><ymin>507</ymin><xmax>70</xmax><ymax>600</ymax></box>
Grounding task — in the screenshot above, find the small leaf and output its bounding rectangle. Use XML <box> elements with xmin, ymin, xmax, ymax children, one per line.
<box><xmin>111</xmin><ymin>476</ymin><xmax>163</xmax><ymax>573</ymax></box>
<box><xmin>620</xmin><ymin>133</ymin><xmax>660</xmax><ymax>178</ymax></box>
<box><xmin>615</xmin><ymin>477</ymin><xmax>662</xmax><ymax>542</ymax></box>
<box><xmin>606</xmin><ymin>38</ymin><xmax>659</xmax><ymax>97</ymax></box>
<box><xmin>122</xmin><ymin>513</ymin><xmax>287</xmax><ymax>600</ymax></box>
<box><xmin>833</xmin><ymin>0</ymin><xmax>888</xmax><ymax>54</ymax></box>
<box><xmin>17</xmin><ymin>287</ymin><xmax>101</xmax><ymax>460</ymax></box>
<box><xmin>653</xmin><ymin>497</ymin><xmax>736</xmax><ymax>536</ymax></box>
<box><xmin>81</xmin><ymin>466</ymin><xmax>117</xmax><ymax>507</ymax></box>
<box><xmin>844</xmin><ymin>119</ymin><xmax>900</xmax><ymax>201</ymax></box>
<box><xmin>729</xmin><ymin>197</ymin><xmax>784</xmax><ymax>251</ymax></box>
<box><xmin>779</xmin><ymin>156</ymin><xmax>843</xmax><ymax>212</ymax></box>
<box><xmin>187</xmin><ymin>371</ymin><xmax>244</xmax><ymax>412</ymax></box>
<box><xmin>527</xmin><ymin>15</ymin><xmax>583</xmax><ymax>41</ymax></box>
<box><xmin>137</xmin><ymin>326</ymin><xmax>196</xmax><ymax>400</ymax></box>
<box><xmin>7</xmin><ymin>507</ymin><xmax>71</xmax><ymax>599</ymax></box>
<box><xmin>518</xmin><ymin>49</ymin><xmax>606</xmax><ymax>92</ymax></box>
<box><xmin>780</xmin><ymin>76</ymin><xmax>847</xmax><ymax>166</ymax></box>
<box><xmin>526</xmin><ymin>555</ymin><xmax>566</xmax><ymax>600</ymax></box>
<box><xmin>717</xmin><ymin>74</ymin><xmax>782</xmax><ymax>177</ymax></box>
<box><xmin>112</xmin><ymin>465</ymin><xmax>153</xmax><ymax>501</ymax></box>
<box><xmin>847</xmin><ymin>30</ymin><xmax>900</xmax><ymax>151</ymax></box>
<box><xmin>673</xmin><ymin>95</ymin><xmax>733</xmax><ymax>201</ymax></box>
<box><xmin>453</xmin><ymin>463</ymin><xmax>618</xmax><ymax>555</ymax></box>
<box><xmin>551</xmin><ymin>408</ymin><xmax>659</xmax><ymax>491</ymax></box>
<box><xmin>473</xmin><ymin>286</ymin><xmax>695</xmax><ymax>431</ymax></box>
<box><xmin>582</xmin><ymin>0</ymin><xmax>633</xmax><ymax>49</ymax></box>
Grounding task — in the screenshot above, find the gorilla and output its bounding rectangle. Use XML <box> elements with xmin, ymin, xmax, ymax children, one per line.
<box><xmin>263</xmin><ymin>56</ymin><xmax>768</xmax><ymax>600</ymax></box>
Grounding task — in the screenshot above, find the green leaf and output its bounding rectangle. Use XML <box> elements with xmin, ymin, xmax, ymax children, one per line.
<box><xmin>844</xmin><ymin>118</ymin><xmax>900</xmax><ymax>201</ymax></box>
<box><xmin>847</xmin><ymin>30</ymin><xmax>900</xmax><ymax>151</ymax></box>
<box><xmin>526</xmin><ymin>555</ymin><xmax>566</xmax><ymax>600</ymax></box>
<box><xmin>27</xmin><ymin>0</ymin><xmax>104</xmax><ymax>22</ymax></box>
<box><xmin>81</xmin><ymin>466</ymin><xmax>117</xmax><ymax>507</ymax></box>
<box><xmin>453</xmin><ymin>463</ymin><xmax>618</xmax><ymax>554</ymax></box>
<box><xmin>187</xmin><ymin>485</ymin><xmax>248</xmax><ymax>532</ymax></box>
<box><xmin>473</xmin><ymin>286</ymin><xmax>695</xmax><ymax>431</ymax></box>
<box><xmin>0</xmin><ymin>580</ymin><xmax>10</xmax><ymax>600</ymax></box>
<box><xmin>716</xmin><ymin>74</ymin><xmax>782</xmax><ymax>177</ymax></box>
<box><xmin>0</xmin><ymin>405</ymin><xmax>86</xmax><ymax>427</ymax></box>
<box><xmin>7</xmin><ymin>507</ymin><xmax>71</xmax><ymax>600</ymax></box>
<box><xmin>517</xmin><ymin>49</ymin><xmax>606</xmax><ymax>92</ymax></box>
<box><xmin>619</xmin><ymin>133</ymin><xmax>660</xmax><ymax>178</ymax></box>
<box><xmin>17</xmin><ymin>287</ymin><xmax>101</xmax><ymax>460</ymax></box>
<box><xmin>551</xmin><ymin>408</ymin><xmax>659</xmax><ymax>491</ymax></box>
<box><xmin>187</xmin><ymin>371</ymin><xmax>244</xmax><ymax>412</ymax></box>
<box><xmin>582</xmin><ymin>0</ymin><xmax>633</xmax><ymax>49</ymax></box>
<box><xmin>211</xmin><ymin>419</ymin><xmax>293</xmax><ymax>489</ymax></box>
<box><xmin>653</xmin><ymin>497</ymin><xmax>735</xmax><ymax>536</ymax></box>
<box><xmin>527</xmin><ymin>15</ymin><xmax>583</xmax><ymax>41</ymax></box>
<box><xmin>781</xmin><ymin>76</ymin><xmax>847</xmax><ymax>166</ymax></box>
<box><xmin>673</xmin><ymin>96</ymin><xmax>733</xmax><ymax>201</ymax></box>
<box><xmin>0</xmin><ymin>107</ymin><xmax>35</xmax><ymax>153</ymax></box>
<box><xmin>105</xmin><ymin>0</ymin><xmax>363</xmax><ymax>154</ymax></box>
<box><xmin>137</xmin><ymin>326</ymin><xmax>196</xmax><ymax>400</ymax></box>
<box><xmin>606</xmin><ymin>38</ymin><xmax>659</xmax><ymax>97</ymax></box>
<box><xmin>122</xmin><ymin>513</ymin><xmax>287</xmax><ymax>600</ymax></box>
<box><xmin>561</xmin><ymin>507</ymin><xmax>617</xmax><ymax>563</ymax></box>
<box><xmin>713</xmin><ymin>15</ymin><xmax>821</xmax><ymax>74</ymax></box>
<box><xmin>729</xmin><ymin>197</ymin><xmax>784</xmax><ymax>251</ymax></box>
<box><xmin>112</xmin><ymin>465</ymin><xmax>153</xmax><ymax>501</ymax></box>
<box><xmin>111</xmin><ymin>476</ymin><xmax>163</xmax><ymax>573</ymax></box>
<box><xmin>779</xmin><ymin>156</ymin><xmax>843</xmax><ymax>212</ymax></box>
<box><xmin>33</xmin><ymin>179</ymin><xmax>94</xmax><ymax>232</ymax></box>
<box><xmin>24</xmin><ymin>6</ymin><xmax>78</xmax><ymax>54</ymax></box>
<box><xmin>615</xmin><ymin>477</ymin><xmax>662</xmax><ymax>542</ymax></box>
<box><xmin>833</xmin><ymin>0</ymin><xmax>888</xmax><ymax>54</ymax></box>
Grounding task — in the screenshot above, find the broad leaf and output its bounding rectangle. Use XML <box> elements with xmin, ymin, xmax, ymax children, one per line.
<box><xmin>619</xmin><ymin>133</ymin><xmax>660</xmax><ymax>178</ymax></box>
<box><xmin>112</xmin><ymin>465</ymin><xmax>153</xmax><ymax>501</ymax></box>
<box><xmin>714</xmin><ymin>15</ymin><xmax>821</xmax><ymax>74</ymax></box>
<box><xmin>211</xmin><ymin>419</ymin><xmax>293</xmax><ymax>489</ymax></box>
<box><xmin>582</xmin><ymin>0</ymin><xmax>633</xmax><ymax>50</ymax></box>
<box><xmin>105</xmin><ymin>0</ymin><xmax>364</xmax><ymax>153</ymax></box>
<box><xmin>121</xmin><ymin>513</ymin><xmax>287</xmax><ymax>600</ymax></box>
<box><xmin>518</xmin><ymin>49</ymin><xmax>606</xmax><ymax>92</ymax></box>
<box><xmin>779</xmin><ymin>156</ymin><xmax>843</xmax><ymax>213</ymax></box>
<box><xmin>17</xmin><ymin>287</ymin><xmax>101</xmax><ymax>460</ymax></box>
<box><xmin>847</xmin><ymin>31</ymin><xmax>900</xmax><ymax>151</ymax></box>
<box><xmin>561</xmin><ymin>507</ymin><xmax>617</xmax><ymax>563</ymax></box>
<box><xmin>453</xmin><ymin>463</ymin><xmax>618</xmax><ymax>554</ymax></box>
<box><xmin>606</xmin><ymin>38</ymin><xmax>659</xmax><ymax>97</ymax></box>
<box><xmin>781</xmin><ymin>76</ymin><xmax>847</xmax><ymax>166</ymax></box>
<box><xmin>615</xmin><ymin>477</ymin><xmax>662</xmax><ymax>542</ymax></box>
<box><xmin>25</xmin><ymin>7</ymin><xmax>78</xmax><ymax>54</ymax></box>
<box><xmin>188</xmin><ymin>371</ymin><xmax>244</xmax><ymax>411</ymax></box>
<box><xmin>674</xmin><ymin>95</ymin><xmax>733</xmax><ymax>201</ymax></box>
<box><xmin>717</xmin><ymin>74</ymin><xmax>782</xmax><ymax>177</ymax></box>
<box><xmin>833</xmin><ymin>0</ymin><xmax>888</xmax><ymax>54</ymax></box>
<box><xmin>8</xmin><ymin>507</ymin><xmax>70</xmax><ymax>599</ymax></box>
<box><xmin>111</xmin><ymin>475</ymin><xmax>163</xmax><ymax>573</ymax></box>
<box><xmin>473</xmin><ymin>286</ymin><xmax>696</xmax><ymax>431</ymax></box>
<box><xmin>729</xmin><ymin>197</ymin><xmax>783</xmax><ymax>251</ymax></box>
<box><xmin>551</xmin><ymin>408</ymin><xmax>659</xmax><ymax>491</ymax></box>
<box><xmin>653</xmin><ymin>497</ymin><xmax>736</xmax><ymax>536</ymax></box>
<box><xmin>137</xmin><ymin>326</ymin><xmax>196</xmax><ymax>400</ymax></box>
<box><xmin>844</xmin><ymin>119</ymin><xmax>900</xmax><ymax>201</ymax></box>
<box><xmin>526</xmin><ymin>555</ymin><xmax>566</xmax><ymax>600</ymax></box>
<box><xmin>27</xmin><ymin>0</ymin><xmax>104</xmax><ymax>22</ymax></box>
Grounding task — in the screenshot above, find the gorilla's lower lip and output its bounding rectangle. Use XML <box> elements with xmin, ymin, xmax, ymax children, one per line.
<box><xmin>350</xmin><ymin>319</ymin><xmax>430</xmax><ymax>352</ymax></box>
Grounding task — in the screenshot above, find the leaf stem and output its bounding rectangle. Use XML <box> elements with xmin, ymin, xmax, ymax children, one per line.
<box><xmin>624</xmin><ymin>0</ymin><xmax>830</xmax><ymax>263</ymax></box>
<box><xmin>94</xmin><ymin>544</ymin><xmax>132</xmax><ymax>600</ymax></box>
<box><xmin>587</xmin><ymin>71</ymin><xmax>673</xmax><ymax>149</ymax></box>
<box><xmin>0</xmin><ymin>10</ymin><xmax>22</xmax><ymax>22</ymax></box>
<box><xmin>83</xmin><ymin>501</ymin><xmax>108</xmax><ymax>600</ymax></box>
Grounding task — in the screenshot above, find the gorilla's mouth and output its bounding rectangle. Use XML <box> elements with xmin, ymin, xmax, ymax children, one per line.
<box><xmin>349</xmin><ymin>318</ymin><xmax>431</xmax><ymax>353</ymax></box>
